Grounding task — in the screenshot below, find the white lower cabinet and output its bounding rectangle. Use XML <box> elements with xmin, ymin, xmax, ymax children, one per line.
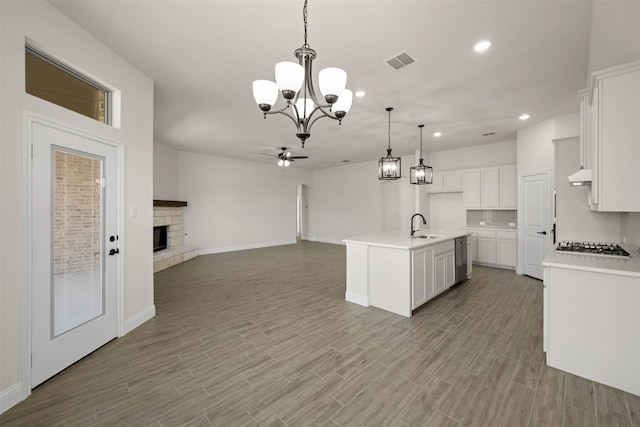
<box><xmin>477</xmin><ymin>233</ymin><xmax>497</xmax><ymax>264</ymax></box>
<box><xmin>411</xmin><ymin>247</ymin><xmax>434</xmax><ymax>309</ymax></box>
<box><xmin>497</xmin><ymin>238</ymin><xmax>517</xmax><ymax>267</ymax></box>
<box><xmin>463</xmin><ymin>228</ymin><xmax>516</xmax><ymax>269</ymax></box>
<box><xmin>411</xmin><ymin>241</ymin><xmax>455</xmax><ymax>310</ymax></box>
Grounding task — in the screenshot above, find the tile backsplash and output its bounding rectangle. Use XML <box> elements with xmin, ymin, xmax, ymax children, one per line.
<box><xmin>467</xmin><ymin>210</ymin><xmax>517</xmax><ymax>228</ymax></box>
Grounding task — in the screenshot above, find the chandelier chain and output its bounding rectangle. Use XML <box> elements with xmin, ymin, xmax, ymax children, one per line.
<box><xmin>303</xmin><ymin>0</ymin><xmax>309</xmax><ymax>48</ymax></box>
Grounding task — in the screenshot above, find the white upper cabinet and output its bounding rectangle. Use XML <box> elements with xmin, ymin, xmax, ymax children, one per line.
<box><xmin>578</xmin><ymin>89</ymin><xmax>592</xmax><ymax>170</ymax></box>
<box><xmin>589</xmin><ymin>61</ymin><xmax>640</xmax><ymax>212</ymax></box>
<box><xmin>443</xmin><ymin>170</ymin><xmax>463</xmax><ymax>192</ymax></box>
<box><xmin>499</xmin><ymin>165</ymin><xmax>517</xmax><ymax>208</ymax></box>
<box><xmin>480</xmin><ymin>167</ymin><xmax>500</xmax><ymax>208</ymax></box>
<box><xmin>463</xmin><ymin>165</ymin><xmax>516</xmax><ymax>209</ymax></box>
<box><xmin>462</xmin><ymin>169</ymin><xmax>481</xmax><ymax>207</ymax></box>
<box><xmin>426</xmin><ymin>170</ymin><xmax>462</xmax><ymax>194</ymax></box>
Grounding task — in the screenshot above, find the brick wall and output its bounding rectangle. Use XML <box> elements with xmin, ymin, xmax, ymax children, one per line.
<box><xmin>53</xmin><ymin>150</ymin><xmax>101</xmax><ymax>276</ymax></box>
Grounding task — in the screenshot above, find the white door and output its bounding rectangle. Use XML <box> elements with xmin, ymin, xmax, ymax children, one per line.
<box><xmin>31</xmin><ymin>120</ymin><xmax>119</xmax><ymax>387</ymax></box>
<box><xmin>521</xmin><ymin>172</ymin><xmax>550</xmax><ymax>280</ymax></box>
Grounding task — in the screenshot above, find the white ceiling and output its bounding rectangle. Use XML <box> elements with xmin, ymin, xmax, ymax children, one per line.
<box><xmin>50</xmin><ymin>0</ymin><xmax>596</xmax><ymax>169</ymax></box>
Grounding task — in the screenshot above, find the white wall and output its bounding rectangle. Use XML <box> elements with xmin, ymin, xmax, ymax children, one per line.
<box><xmin>313</xmin><ymin>156</ymin><xmax>415</xmax><ymax>244</ymax></box>
<box><xmin>153</xmin><ymin>142</ymin><xmax>179</xmax><ymax>200</ymax></box>
<box><xmin>554</xmin><ymin>137</ymin><xmax>620</xmax><ymax>242</ymax></box>
<box><xmin>621</xmin><ymin>213</ymin><xmax>640</xmax><ymax>246</ymax></box>
<box><xmin>177</xmin><ymin>152</ymin><xmax>314</xmax><ymax>253</ymax></box>
<box><xmin>1</xmin><ymin>0</ymin><xmax>154</xmax><ymax>411</ymax></box>
<box><xmin>428</xmin><ymin>140</ymin><xmax>517</xmax><ymax>170</ymax></box>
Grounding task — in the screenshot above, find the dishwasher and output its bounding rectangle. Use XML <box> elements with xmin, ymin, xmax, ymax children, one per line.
<box><xmin>454</xmin><ymin>236</ymin><xmax>468</xmax><ymax>284</ymax></box>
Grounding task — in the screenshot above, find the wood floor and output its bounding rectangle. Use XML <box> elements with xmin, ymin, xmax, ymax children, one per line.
<box><xmin>2</xmin><ymin>241</ymin><xmax>639</xmax><ymax>427</ymax></box>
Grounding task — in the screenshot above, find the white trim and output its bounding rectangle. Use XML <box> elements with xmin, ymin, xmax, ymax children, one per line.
<box><xmin>21</xmin><ymin>112</ymin><xmax>124</xmax><ymax>401</ymax></box>
<box><xmin>0</xmin><ymin>383</ymin><xmax>22</xmax><ymax>414</ymax></box>
<box><xmin>309</xmin><ymin>238</ymin><xmax>346</xmax><ymax>246</ymax></box>
<box><xmin>345</xmin><ymin>291</ymin><xmax>369</xmax><ymax>307</ymax></box>
<box><xmin>196</xmin><ymin>239</ymin><xmax>297</xmax><ymax>256</ymax></box>
<box><xmin>121</xmin><ymin>305</ymin><xmax>156</xmax><ymax>336</ymax></box>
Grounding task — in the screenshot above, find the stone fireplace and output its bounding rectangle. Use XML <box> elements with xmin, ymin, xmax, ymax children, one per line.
<box><xmin>153</xmin><ymin>200</ymin><xmax>195</xmax><ymax>272</ymax></box>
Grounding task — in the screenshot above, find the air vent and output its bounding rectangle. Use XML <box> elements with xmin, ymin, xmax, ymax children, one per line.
<box><xmin>385</xmin><ymin>52</ymin><xmax>416</xmax><ymax>70</ymax></box>
<box><xmin>482</xmin><ymin>132</ymin><xmax>496</xmax><ymax>137</ymax></box>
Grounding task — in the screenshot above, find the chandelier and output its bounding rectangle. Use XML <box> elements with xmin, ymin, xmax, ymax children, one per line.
<box><xmin>252</xmin><ymin>0</ymin><xmax>353</xmax><ymax>148</ymax></box>
<box><xmin>410</xmin><ymin>124</ymin><xmax>433</xmax><ymax>184</ymax></box>
<box><xmin>378</xmin><ymin>107</ymin><xmax>401</xmax><ymax>180</ymax></box>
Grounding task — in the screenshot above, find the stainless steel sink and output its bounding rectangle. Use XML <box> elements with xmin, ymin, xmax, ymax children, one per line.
<box><xmin>410</xmin><ymin>234</ymin><xmax>443</xmax><ymax>239</ymax></box>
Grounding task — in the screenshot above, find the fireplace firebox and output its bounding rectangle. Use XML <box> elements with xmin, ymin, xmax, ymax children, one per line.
<box><xmin>153</xmin><ymin>226</ymin><xmax>168</xmax><ymax>252</ymax></box>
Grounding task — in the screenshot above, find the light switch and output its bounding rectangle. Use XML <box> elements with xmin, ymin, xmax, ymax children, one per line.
<box><xmin>130</xmin><ymin>205</ymin><xmax>138</xmax><ymax>217</ymax></box>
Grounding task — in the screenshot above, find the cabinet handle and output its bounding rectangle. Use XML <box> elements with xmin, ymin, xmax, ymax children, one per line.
<box><xmin>537</xmin><ymin>231</ymin><xmax>547</xmax><ymax>235</ymax></box>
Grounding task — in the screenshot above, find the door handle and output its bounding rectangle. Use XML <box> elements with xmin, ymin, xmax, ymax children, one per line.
<box><xmin>537</xmin><ymin>231</ymin><xmax>547</xmax><ymax>235</ymax></box>
<box><xmin>109</xmin><ymin>248</ymin><xmax>119</xmax><ymax>256</ymax></box>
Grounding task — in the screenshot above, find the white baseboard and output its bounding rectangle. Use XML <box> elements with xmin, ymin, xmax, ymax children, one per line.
<box><xmin>0</xmin><ymin>382</ymin><xmax>22</xmax><ymax>414</ymax></box>
<box><xmin>345</xmin><ymin>291</ymin><xmax>369</xmax><ymax>307</ymax></box>
<box><xmin>309</xmin><ymin>238</ymin><xmax>345</xmax><ymax>246</ymax></box>
<box><xmin>122</xmin><ymin>305</ymin><xmax>156</xmax><ymax>336</ymax></box>
<box><xmin>196</xmin><ymin>239</ymin><xmax>297</xmax><ymax>256</ymax></box>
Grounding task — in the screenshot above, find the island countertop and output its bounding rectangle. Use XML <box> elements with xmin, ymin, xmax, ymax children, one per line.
<box><xmin>343</xmin><ymin>229</ymin><xmax>472</xmax><ymax>250</ymax></box>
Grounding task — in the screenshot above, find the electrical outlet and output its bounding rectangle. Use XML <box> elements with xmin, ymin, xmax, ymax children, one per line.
<box><xmin>130</xmin><ymin>205</ymin><xmax>138</xmax><ymax>218</ymax></box>
<box><xmin>479</xmin><ymin>221</ymin><xmax>486</xmax><ymax>226</ymax></box>
<box><xmin>509</xmin><ymin>222</ymin><xmax>516</xmax><ymax>227</ymax></box>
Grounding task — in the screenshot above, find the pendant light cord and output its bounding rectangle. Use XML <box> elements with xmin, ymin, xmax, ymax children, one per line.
<box><xmin>387</xmin><ymin>107</ymin><xmax>393</xmax><ymax>151</ymax></box>
<box><xmin>419</xmin><ymin>124</ymin><xmax>424</xmax><ymax>159</ymax></box>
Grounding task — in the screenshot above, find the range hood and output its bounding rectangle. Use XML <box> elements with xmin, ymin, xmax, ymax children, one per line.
<box><xmin>568</xmin><ymin>168</ymin><xmax>592</xmax><ymax>186</ymax></box>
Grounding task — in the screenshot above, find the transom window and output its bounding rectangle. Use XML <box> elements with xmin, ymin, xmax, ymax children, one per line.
<box><xmin>25</xmin><ymin>45</ymin><xmax>110</xmax><ymax>124</ymax></box>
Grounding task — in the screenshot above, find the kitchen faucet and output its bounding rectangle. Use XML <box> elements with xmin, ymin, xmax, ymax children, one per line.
<box><xmin>410</xmin><ymin>214</ymin><xmax>427</xmax><ymax>236</ymax></box>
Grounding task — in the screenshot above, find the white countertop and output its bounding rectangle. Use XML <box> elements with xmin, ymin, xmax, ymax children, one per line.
<box><xmin>543</xmin><ymin>243</ymin><xmax>640</xmax><ymax>278</ymax></box>
<box><xmin>342</xmin><ymin>229</ymin><xmax>472</xmax><ymax>250</ymax></box>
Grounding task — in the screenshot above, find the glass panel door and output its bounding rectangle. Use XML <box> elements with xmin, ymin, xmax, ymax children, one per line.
<box><xmin>52</xmin><ymin>149</ymin><xmax>105</xmax><ymax>337</ymax></box>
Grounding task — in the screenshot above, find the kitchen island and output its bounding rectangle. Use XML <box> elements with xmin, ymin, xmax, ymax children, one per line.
<box><xmin>343</xmin><ymin>230</ymin><xmax>472</xmax><ymax>317</ymax></box>
<box><xmin>543</xmin><ymin>244</ymin><xmax>640</xmax><ymax>396</ymax></box>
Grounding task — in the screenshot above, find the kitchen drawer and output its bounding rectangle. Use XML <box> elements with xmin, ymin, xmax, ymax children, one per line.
<box><xmin>477</xmin><ymin>230</ymin><xmax>496</xmax><ymax>239</ymax></box>
<box><xmin>497</xmin><ymin>231</ymin><xmax>517</xmax><ymax>240</ymax></box>
<box><xmin>433</xmin><ymin>240</ymin><xmax>455</xmax><ymax>255</ymax></box>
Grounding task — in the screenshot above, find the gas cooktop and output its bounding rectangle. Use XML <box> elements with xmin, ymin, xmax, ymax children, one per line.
<box><xmin>556</xmin><ymin>241</ymin><xmax>630</xmax><ymax>258</ymax></box>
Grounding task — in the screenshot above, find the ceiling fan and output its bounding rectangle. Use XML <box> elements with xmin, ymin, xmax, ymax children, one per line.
<box><xmin>262</xmin><ymin>147</ymin><xmax>308</xmax><ymax>167</ymax></box>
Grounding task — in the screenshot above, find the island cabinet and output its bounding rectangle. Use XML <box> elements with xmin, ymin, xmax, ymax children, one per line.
<box><xmin>412</xmin><ymin>241</ymin><xmax>455</xmax><ymax>309</ymax></box>
<box><xmin>344</xmin><ymin>230</ymin><xmax>470</xmax><ymax>318</ymax></box>
<box><xmin>589</xmin><ymin>61</ymin><xmax>640</xmax><ymax>212</ymax></box>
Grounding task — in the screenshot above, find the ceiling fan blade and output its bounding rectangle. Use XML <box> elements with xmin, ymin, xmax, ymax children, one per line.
<box><xmin>260</xmin><ymin>152</ymin><xmax>278</xmax><ymax>158</ymax></box>
<box><xmin>289</xmin><ymin>156</ymin><xmax>308</xmax><ymax>159</ymax></box>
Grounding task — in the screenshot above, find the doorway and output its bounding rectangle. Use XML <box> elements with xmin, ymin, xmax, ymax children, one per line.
<box><xmin>29</xmin><ymin>117</ymin><xmax>120</xmax><ymax>387</ymax></box>
<box><xmin>520</xmin><ymin>171</ymin><xmax>550</xmax><ymax>280</ymax></box>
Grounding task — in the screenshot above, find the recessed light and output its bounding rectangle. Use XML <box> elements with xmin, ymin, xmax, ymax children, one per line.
<box><xmin>519</xmin><ymin>114</ymin><xmax>530</xmax><ymax>121</ymax></box>
<box><xmin>433</xmin><ymin>132</ymin><xmax>442</xmax><ymax>137</ymax></box>
<box><xmin>355</xmin><ymin>91</ymin><xmax>365</xmax><ymax>98</ymax></box>
<box><xmin>474</xmin><ymin>40</ymin><xmax>492</xmax><ymax>52</ymax></box>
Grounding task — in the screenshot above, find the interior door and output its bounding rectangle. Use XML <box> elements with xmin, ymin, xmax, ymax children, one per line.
<box><xmin>31</xmin><ymin>120</ymin><xmax>119</xmax><ymax>387</ymax></box>
<box><xmin>521</xmin><ymin>172</ymin><xmax>550</xmax><ymax>280</ymax></box>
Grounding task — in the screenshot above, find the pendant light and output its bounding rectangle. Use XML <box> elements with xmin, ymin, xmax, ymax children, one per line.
<box><xmin>378</xmin><ymin>107</ymin><xmax>401</xmax><ymax>180</ymax></box>
<box><xmin>410</xmin><ymin>124</ymin><xmax>433</xmax><ymax>185</ymax></box>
